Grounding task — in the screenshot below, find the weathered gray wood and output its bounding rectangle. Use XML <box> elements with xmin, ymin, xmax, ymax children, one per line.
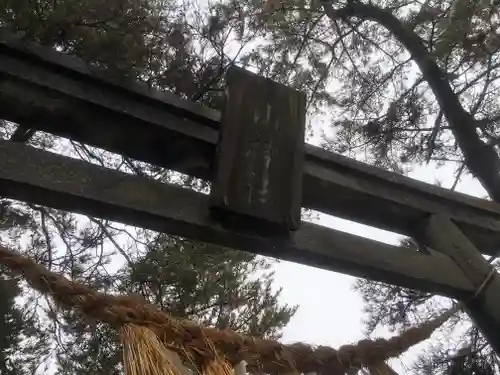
<box><xmin>420</xmin><ymin>215</ymin><xmax>500</xmax><ymax>355</ymax></box>
<box><xmin>0</xmin><ymin>140</ymin><xmax>475</xmax><ymax>298</ymax></box>
<box><xmin>0</xmin><ymin>61</ymin><xmax>218</xmax><ymax>178</ymax></box>
<box><xmin>2</xmin><ymin>35</ymin><xmax>500</xmax><ymax>254</ymax></box>
<box><xmin>210</xmin><ymin>66</ymin><xmax>305</xmax><ymax>232</ymax></box>
<box><xmin>0</xmin><ymin>30</ymin><xmax>221</xmax><ymax>124</ymax></box>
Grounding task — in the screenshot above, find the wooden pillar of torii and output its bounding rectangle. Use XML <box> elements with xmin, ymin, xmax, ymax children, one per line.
<box><xmin>209</xmin><ymin>66</ymin><xmax>500</xmax><ymax>356</ymax></box>
<box><xmin>419</xmin><ymin>215</ymin><xmax>500</xmax><ymax>354</ymax></box>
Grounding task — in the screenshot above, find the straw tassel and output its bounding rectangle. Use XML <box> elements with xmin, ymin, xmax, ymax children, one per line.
<box><xmin>201</xmin><ymin>358</ymin><xmax>235</xmax><ymax>375</ymax></box>
<box><xmin>121</xmin><ymin>324</ymin><xmax>182</xmax><ymax>375</ymax></box>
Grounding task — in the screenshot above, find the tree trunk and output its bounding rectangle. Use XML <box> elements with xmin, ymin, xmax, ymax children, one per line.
<box><xmin>322</xmin><ymin>0</ymin><xmax>500</xmax><ymax>201</ymax></box>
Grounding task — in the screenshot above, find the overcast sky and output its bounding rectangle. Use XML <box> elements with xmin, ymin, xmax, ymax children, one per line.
<box><xmin>208</xmin><ymin>4</ymin><xmax>490</xmax><ymax>370</ymax></box>
<box><xmin>9</xmin><ymin>2</ymin><xmax>491</xmax><ymax>371</ymax></box>
<box><xmin>272</xmin><ymin>129</ymin><xmax>487</xmax><ymax>373</ymax></box>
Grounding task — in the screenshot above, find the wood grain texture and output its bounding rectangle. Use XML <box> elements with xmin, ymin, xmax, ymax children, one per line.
<box><xmin>210</xmin><ymin>66</ymin><xmax>305</xmax><ymax>232</ymax></box>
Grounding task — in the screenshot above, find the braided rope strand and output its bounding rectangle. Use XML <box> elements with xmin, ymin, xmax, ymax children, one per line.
<box><xmin>0</xmin><ymin>244</ymin><xmax>461</xmax><ymax>375</ymax></box>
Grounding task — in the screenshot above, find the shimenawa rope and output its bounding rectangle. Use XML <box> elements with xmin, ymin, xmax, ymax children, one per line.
<box><xmin>0</xmin><ymin>244</ymin><xmax>493</xmax><ymax>375</ymax></box>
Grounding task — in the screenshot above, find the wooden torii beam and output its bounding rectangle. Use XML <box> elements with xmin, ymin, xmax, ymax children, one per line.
<box><xmin>0</xmin><ymin>31</ymin><xmax>500</xmax><ymax>354</ymax></box>
<box><xmin>1</xmin><ymin>34</ymin><xmax>500</xmax><ymax>254</ymax></box>
<box><xmin>0</xmin><ymin>139</ymin><xmax>472</xmax><ymax>298</ymax></box>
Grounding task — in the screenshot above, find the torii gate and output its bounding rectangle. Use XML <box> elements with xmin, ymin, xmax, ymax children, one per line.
<box><xmin>0</xmin><ymin>31</ymin><xmax>500</xmax><ymax>358</ymax></box>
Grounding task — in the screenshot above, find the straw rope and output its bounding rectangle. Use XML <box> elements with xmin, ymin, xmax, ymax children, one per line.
<box><xmin>0</xmin><ymin>244</ymin><xmax>483</xmax><ymax>375</ymax></box>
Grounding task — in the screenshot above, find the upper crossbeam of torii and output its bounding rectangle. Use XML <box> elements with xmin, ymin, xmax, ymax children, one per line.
<box><xmin>0</xmin><ymin>29</ymin><xmax>500</xmax><ymax>359</ymax></box>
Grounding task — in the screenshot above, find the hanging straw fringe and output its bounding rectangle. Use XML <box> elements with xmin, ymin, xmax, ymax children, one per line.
<box><xmin>201</xmin><ymin>357</ymin><xmax>235</xmax><ymax>375</ymax></box>
<box><xmin>121</xmin><ymin>324</ymin><xmax>182</xmax><ymax>375</ymax></box>
<box><xmin>0</xmin><ymin>244</ymin><xmax>469</xmax><ymax>375</ymax></box>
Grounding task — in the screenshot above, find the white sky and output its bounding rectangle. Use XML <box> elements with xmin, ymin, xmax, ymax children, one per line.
<box><xmin>32</xmin><ymin>129</ymin><xmax>482</xmax><ymax>374</ymax></box>
<box><xmin>7</xmin><ymin>2</ymin><xmax>493</xmax><ymax>373</ymax></box>
<box><xmin>199</xmin><ymin>4</ymin><xmax>492</xmax><ymax>372</ymax></box>
<box><xmin>272</xmin><ymin>130</ymin><xmax>487</xmax><ymax>374</ymax></box>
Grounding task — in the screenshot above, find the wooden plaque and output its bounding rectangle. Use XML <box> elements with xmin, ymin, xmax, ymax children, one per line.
<box><xmin>210</xmin><ymin>66</ymin><xmax>306</xmax><ymax>233</ymax></box>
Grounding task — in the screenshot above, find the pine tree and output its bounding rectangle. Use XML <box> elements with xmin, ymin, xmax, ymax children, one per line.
<box><xmin>0</xmin><ymin>203</ymin><xmax>50</xmax><ymax>375</ymax></box>
<box><xmin>219</xmin><ymin>1</ymin><xmax>500</xmax><ymax>372</ymax></box>
<box><xmin>3</xmin><ymin>0</ymin><xmax>500</xmax><ymax>373</ymax></box>
<box><xmin>0</xmin><ymin>276</ymin><xmax>25</xmax><ymax>375</ymax></box>
<box><xmin>55</xmin><ymin>236</ymin><xmax>296</xmax><ymax>375</ymax></box>
<box><xmin>0</xmin><ymin>0</ymin><xmax>297</xmax><ymax>373</ymax></box>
